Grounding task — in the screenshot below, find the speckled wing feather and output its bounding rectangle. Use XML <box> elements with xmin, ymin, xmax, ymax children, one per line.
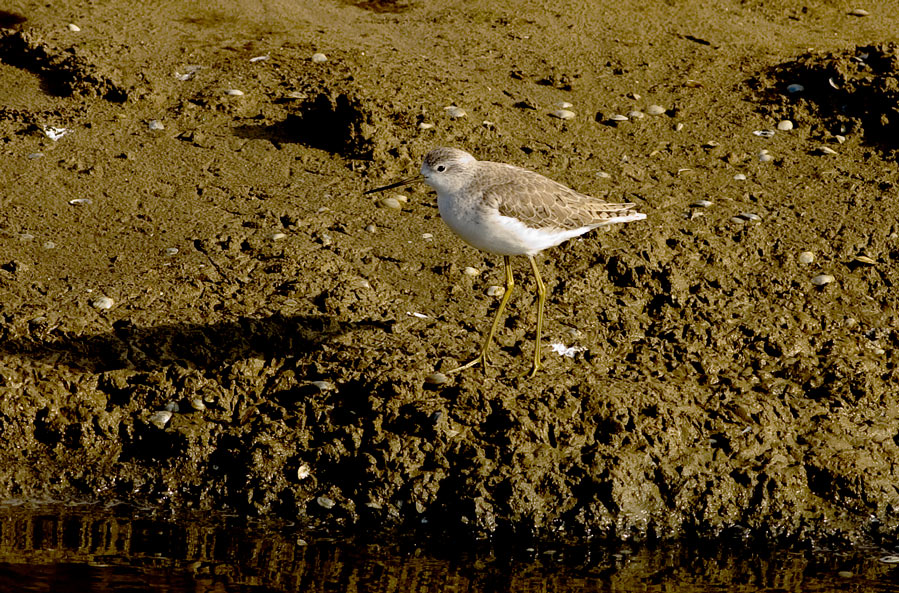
<box><xmin>475</xmin><ymin>162</ymin><xmax>640</xmax><ymax>230</ymax></box>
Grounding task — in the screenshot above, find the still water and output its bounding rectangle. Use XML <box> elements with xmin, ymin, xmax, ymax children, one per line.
<box><xmin>0</xmin><ymin>503</ymin><xmax>897</xmax><ymax>592</ymax></box>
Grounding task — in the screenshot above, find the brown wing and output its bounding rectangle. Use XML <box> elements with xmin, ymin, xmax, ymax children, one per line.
<box><xmin>474</xmin><ymin>162</ymin><xmax>640</xmax><ymax>230</ymax></box>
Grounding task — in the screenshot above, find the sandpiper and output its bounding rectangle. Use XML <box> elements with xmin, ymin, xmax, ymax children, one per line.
<box><xmin>366</xmin><ymin>147</ymin><xmax>646</xmax><ymax>376</ymax></box>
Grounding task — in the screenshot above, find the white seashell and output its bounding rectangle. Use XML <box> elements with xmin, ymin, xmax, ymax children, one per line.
<box><xmin>627</xmin><ymin>110</ymin><xmax>645</xmax><ymax>119</ymax></box>
<box><xmin>798</xmin><ymin>251</ymin><xmax>815</xmax><ymax>264</ymax></box>
<box><xmin>249</xmin><ymin>55</ymin><xmax>269</xmax><ymax>62</ymax></box>
<box><xmin>68</xmin><ymin>198</ymin><xmax>92</xmax><ymax>205</ymax></box>
<box><xmin>165</xmin><ymin>247</ymin><xmax>179</xmax><ymax>256</ymax></box>
<box><xmin>817</xmin><ymin>146</ymin><xmax>838</xmax><ymax>155</ymax></box>
<box><xmin>271</xmin><ymin>232</ymin><xmax>287</xmax><ymax>240</ymax></box>
<box><xmin>811</xmin><ymin>274</ymin><xmax>835</xmax><ymax>286</ymax></box>
<box><xmin>444</xmin><ymin>105</ymin><xmax>466</xmax><ymax>118</ymax></box>
<box><xmin>758</xmin><ymin>152</ymin><xmax>774</xmax><ymax>162</ymax></box>
<box><xmin>377</xmin><ymin>197</ymin><xmax>402</xmax><ymax>210</ymax></box>
<box><xmin>609</xmin><ymin>114</ymin><xmax>629</xmax><ymax>121</ymax></box>
<box><xmin>297</xmin><ymin>464</ymin><xmax>311</xmax><ymax>480</ymax></box>
<box><xmin>850</xmin><ymin>8</ymin><xmax>870</xmax><ymax>16</ymax></box>
<box><xmin>486</xmin><ymin>285</ymin><xmax>505</xmax><ymax>297</ymax></box>
<box><xmin>425</xmin><ymin>372</ymin><xmax>449</xmax><ymax>385</ymax></box>
<box><xmin>550</xmin><ymin>109</ymin><xmax>576</xmax><ymax>120</ymax></box>
<box><xmin>787</xmin><ymin>83</ymin><xmax>805</xmax><ymax>93</ymax></box>
<box><xmin>835</xmin><ymin>135</ymin><xmax>846</xmax><ymax>144</ymax></box>
<box><xmin>555</xmin><ymin>101</ymin><xmax>573</xmax><ymax>109</ymax></box>
<box><xmin>854</xmin><ymin>255</ymin><xmax>876</xmax><ymax>265</ymax></box>
<box><xmin>311</xmin><ymin>53</ymin><xmax>327</xmax><ymax>63</ymax></box>
<box><xmin>646</xmin><ymin>104</ymin><xmax>666</xmax><ymax>115</ymax></box>
<box><xmin>67</xmin><ymin>23</ymin><xmax>81</xmax><ymax>32</ymax></box>
<box><xmin>595</xmin><ymin>171</ymin><xmax>611</xmax><ymax>179</ymax></box>
<box><xmin>223</xmin><ymin>89</ymin><xmax>244</xmax><ymax>96</ymax></box>
<box><xmin>777</xmin><ymin>120</ymin><xmax>794</xmax><ymax>131</ymax></box>
<box><xmin>733</xmin><ymin>173</ymin><xmax>747</xmax><ymax>181</ymax></box>
<box><xmin>418</xmin><ymin>122</ymin><xmax>435</xmax><ymax>130</ymax></box>
<box><xmin>674</xmin><ymin>122</ymin><xmax>684</xmax><ymax>131</ymax></box>
<box><xmin>148</xmin><ymin>120</ymin><xmax>164</xmax><ymax>130</ymax></box>
<box><xmin>462</xmin><ymin>267</ymin><xmax>480</xmax><ymax>276</ymax></box>
<box><xmin>753</xmin><ymin>130</ymin><xmax>775</xmax><ymax>138</ymax></box>
<box><xmin>741</xmin><ymin>212</ymin><xmax>761</xmax><ymax>221</ymax></box>
<box><xmin>691</xmin><ymin>199</ymin><xmax>713</xmax><ymax>208</ymax></box>
<box><xmin>92</xmin><ymin>296</ymin><xmax>115</xmax><ymax>309</ymax></box>
<box><xmin>149</xmin><ymin>411</ymin><xmax>172</xmax><ymax>429</ymax></box>
<box><xmin>43</xmin><ymin>126</ymin><xmax>72</xmax><ymax>141</ymax></box>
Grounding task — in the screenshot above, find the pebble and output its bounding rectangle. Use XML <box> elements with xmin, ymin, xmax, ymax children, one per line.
<box><xmin>444</xmin><ymin>106</ymin><xmax>466</xmax><ymax>118</ymax></box>
<box><xmin>817</xmin><ymin>146</ymin><xmax>838</xmax><ymax>155</ymax></box>
<box><xmin>149</xmin><ymin>410</ymin><xmax>173</xmax><ymax>429</ymax></box>
<box><xmin>462</xmin><ymin>266</ymin><xmax>480</xmax><ymax>276</ymax></box>
<box><xmin>646</xmin><ymin>104</ymin><xmax>666</xmax><ymax>116</ymax></box>
<box><xmin>190</xmin><ymin>398</ymin><xmax>206</xmax><ymax>411</ymax></box>
<box><xmin>777</xmin><ymin>120</ymin><xmax>794</xmax><ymax>131</ymax></box>
<box><xmin>68</xmin><ymin>198</ymin><xmax>93</xmax><ymax>205</ymax></box>
<box><xmin>377</xmin><ymin>197</ymin><xmax>402</xmax><ymax>210</ymax></box>
<box><xmin>787</xmin><ymin>83</ymin><xmax>805</xmax><ymax>93</ymax></box>
<box><xmin>425</xmin><ymin>372</ymin><xmax>449</xmax><ymax>385</ymax></box>
<box><xmin>223</xmin><ymin>89</ymin><xmax>244</xmax><ymax>96</ymax></box>
<box><xmin>811</xmin><ymin>274</ymin><xmax>835</xmax><ymax>286</ymax></box>
<box><xmin>67</xmin><ymin>23</ymin><xmax>80</xmax><ymax>32</ymax></box>
<box><xmin>316</xmin><ymin>496</ymin><xmax>336</xmax><ymax>509</ymax></box>
<box><xmin>148</xmin><ymin>120</ymin><xmax>165</xmax><ymax>130</ymax></box>
<box><xmin>733</xmin><ymin>173</ymin><xmax>747</xmax><ymax>181</ymax></box>
<box><xmin>798</xmin><ymin>251</ymin><xmax>815</xmax><ymax>264</ymax></box>
<box><xmin>92</xmin><ymin>296</ymin><xmax>115</xmax><ymax>310</ymax></box>
<box><xmin>311</xmin><ymin>53</ymin><xmax>328</xmax><ymax>63</ymax></box>
<box><xmin>849</xmin><ymin>8</ymin><xmax>870</xmax><ymax>16</ymax></box>
<box><xmin>691</xmin><ymin>199</ymin><xmax>713</xmax><ymax>208</ymax></box>
<box><xmin>486</xmin><ymin>285</ymin><xmax>505</xmax><ymax>297</ymax></box>
<box><xmin>165</xmin><ymin>247</ymin><xmax>179</xmax><ymax>256</ymax></box>
<box><xmin>297</xmin><ymin>464</ymin><xmax>311</xmax><ymax>480</ymax></box>
<box><xmin>418</xmin><ymin>122</ymin><xmax>435</xmax><ymax>130</ymax></box>
<box><xmin>550</xmin><ymin>109</ymin><xmax>576</xmax><ymax>120</ymax></box>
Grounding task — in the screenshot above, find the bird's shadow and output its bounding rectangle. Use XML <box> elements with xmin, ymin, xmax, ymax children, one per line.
<box><xmin>0</xmin><ymin>314</ymin><xmax>378</xmax><ymax>374</ymax></box>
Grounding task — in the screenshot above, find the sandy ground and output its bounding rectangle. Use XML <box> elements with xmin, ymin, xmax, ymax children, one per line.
<box><xmin>2</xmin><ymin>0</ymin><xmax>899</xmax><ymax>542</ymax></box>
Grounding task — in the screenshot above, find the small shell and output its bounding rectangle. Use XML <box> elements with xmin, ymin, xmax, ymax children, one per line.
<box><xmin>811</xmin><ymin>274</ymin><xmax>835</xmax><ymax>286</ymax></box>
<box><xmin>646</xmin><ymin>104</ymin><xmax>666</xmax><ymax>116</ymax></box>
<box><xmin>758</xmin><ymin>152</ymin><xmax>774</xmax><ymax>162</ymax></box>
<box><xmin>817</xmin><ymin>146</ymin><xmax>838</xmax><ymax>155</ymax></box>
<box><xmin>486</xmin><ymin>285</ymin><xmax>505</xmax><ymax>297</ymax></box>
<box><xmin>297</xmin><ymin>464</ymin><xmax>311</xmax><ymax>480</ymax></box>
<box><xmin>462</xmin><ymin>266</ymin><xmax>480</xmax><ymax>276</ymax></box>
<box><xmin>626</xmin><ymin>110</ymin><xmax>645</xmax><ymax>119</ymax></box>
<box><xmin>849</xmin><ymin>8</ymin><xmax>870</xmax><ymax>16</ymax></box>
<box><xmin>786</xmin><ymin>83</ymin><xmax>805</xmax><ymax>93</ymax></box>
<box><xmin>854</xmin><ymin>255</ymin><xmax>876</xmax><ymax>265</ymax></box>
<box><xmin>550</xmin><ymin>109</ymin><xmax>576</xmax><ymax>120</ymax></box>
<box><xmin>311</xmin><ymin>53</ymin><xmax>328</xmax><ymax>63</ymax></box>
<box><xmin>608</xmin><ymin>114</ymin><xmax>629</xmax><ymax>122</ymax></box>
<box><xmin>798</xmin><ymin>251</ymin><xmax>815</xmax><ymax>264</ymax></box>
<box><xmin>691</xmin><ymin>199</ymin><xmax>713</xmax><ymax>208</ymax></box>
<box><xmin>316</xmin><ymin>496</ymin><xmax>336</xmax><ymax>509</ymax></box>
<box><xmin>418</xmin><ymin>122</ymin><xmax>435</xmax><ymax>130</ymax></box>
<box><xmin>147</xmin><ymin>120</ymin><xmax>165</xmax><ymax>130</ymax></box>
<box><xmin>68</xmin><ymin>198</ymin><xmax>93</xmax><ymax>205</ymax></box>
<box><xmin>733</xmin><ymin>173</ymin><xmax>747</xmax><ymax>181</ymax></box>
<box><xmin>425</xmin><ymin>372</ymin><xmax>449</xmax><ymax>385</ymax></box>
<box><xmin>740</xmin><ymin>212</ymin><xmax>762</xmax><ymax>222</ymax></box>
<box><xmin>753</xmin><ymin>130</ymin><xmax>775</xmax><ymax>138</ymax></box>
<box><xmin>674</xmin><ymin>122</ymin><xmax>684</xmax><ymax>131</ymax></box>
<box><xmin>555</xmin><ymin>101</ymin><xmax>573</xmax><ymax>109</ymax></box>
<box><xmin>777</xmin><ymin>120</ymin><xmax>794</xmax><ymax>131</ymax></box>
<box><xmin>223</xmin><ymin>89</ymin><xmax>244</xmax><ymax>96</ymax></box>
<box><xmin>67</xmin><ymin>23</ymin><xmax>81</xmax><ymax>32</ymax></box>
<box><xmin>444</xmin><ymin>105</ymin><xmax>466</xmax><ymax>118</ymax></box>
<box><xmin>879</xmin><ymin>555</ymin><xmax>899</xmax><ymax>564</ymax></box>
<box><xmin>835</xmin><ymin>135</ymin><xmax>847</xmax><ymax>144</ymax></box>
<box><xmin>149</xmin><ymin>410</ymin><xmax>173</xmax><ymax>429</ymax></box>
<box><xmin>271</xmin><ymin>232</ymin><xmax>287</xmax><ymax>240</ymax></box>
<box><xmin>377</xmin><ymin>197</ymin><xmax>402</xmax><ymax>210</ymax></box>
<box><xmin>249</xmin><ymin>55</ymin><xmax>269</xmax><ymax>62</ymax></box>
<box><xmin>92</xmin><ymin>296</ymin><xmax>115</xmax><ymax>309</ymax></box>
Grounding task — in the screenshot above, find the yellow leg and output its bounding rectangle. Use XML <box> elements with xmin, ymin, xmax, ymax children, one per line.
<box><xmin>448</xmin><ymin>255</ymin><xmax>514</xmax><ymax>373</ymax></box>
<box><xmin>527</xmin><ymin>255</ymin><xmax>546</xmax><ymax>377</ymax></box>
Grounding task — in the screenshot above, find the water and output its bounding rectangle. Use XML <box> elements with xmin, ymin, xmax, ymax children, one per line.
<box><xmin>0</xmin><ymin>504</ymin><xmax>897</xmax><ymax>592</ymax></box>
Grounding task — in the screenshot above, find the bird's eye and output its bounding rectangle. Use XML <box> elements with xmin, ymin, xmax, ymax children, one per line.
<box><xmin>436</xmin><ymin>165</ymin><xmax>446</xmax><ymax>172</ymax></box>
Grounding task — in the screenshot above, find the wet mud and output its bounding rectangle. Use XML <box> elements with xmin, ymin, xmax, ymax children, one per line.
<box><xmin>1</xmin><ymin>1</ymin><xmax>899</xmax><ymax>544</ymax></box>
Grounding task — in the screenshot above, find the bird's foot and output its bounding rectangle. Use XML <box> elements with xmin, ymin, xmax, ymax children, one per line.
<box><xmin>446</xmin><ymin>351</ymin><xmax>490</xmax><ymax>374</ymax></box>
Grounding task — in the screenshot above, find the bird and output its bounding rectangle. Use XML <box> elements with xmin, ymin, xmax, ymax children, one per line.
<box><xmin>365</xmin><ymin>147</ymin><xmax>646</xmax><ymax>376</ymax></box>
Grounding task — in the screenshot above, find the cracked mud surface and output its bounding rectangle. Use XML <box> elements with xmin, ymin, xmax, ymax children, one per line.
<box><xmin>1</xmin><ymin>1</ymin><xmax>899</xmax><ymax>543</ymax></box>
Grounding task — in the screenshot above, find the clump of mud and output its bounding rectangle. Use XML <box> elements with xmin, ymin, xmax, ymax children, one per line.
<box><xmin>754</xmin><ymin>43</ymin><xmax>899</xmax><ymax>152</ymax></box>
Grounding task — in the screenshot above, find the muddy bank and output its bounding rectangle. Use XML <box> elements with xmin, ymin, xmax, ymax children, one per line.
<box><xmin>1</xmin><ymin>1</ymin><xmax>899</xmax><ymax>543</ymax></box>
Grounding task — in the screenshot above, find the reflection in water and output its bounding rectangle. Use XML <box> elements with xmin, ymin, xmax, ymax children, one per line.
<box><xmin>0</xmin><ymin>503</ymin><xmax>897</xmax><ymax>592</ymax></box>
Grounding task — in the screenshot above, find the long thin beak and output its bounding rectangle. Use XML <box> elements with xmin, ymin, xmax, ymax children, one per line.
<box><xmin>363</xmin><ymin>175</ymin><xmax>422</xmax><ymax>195</ymax></box>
